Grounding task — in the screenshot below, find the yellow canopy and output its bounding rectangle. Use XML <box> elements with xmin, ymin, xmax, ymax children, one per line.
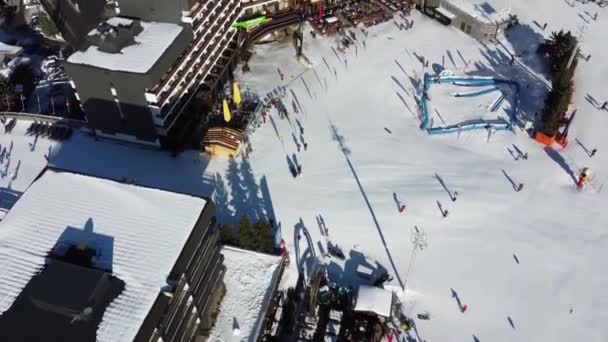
<box><xmin>233</xmin><ymin>82</ymin><xmax>242</xmax><ymax>106</ymax></box>
<box><xmin>223</xmin><ymin>99</ymin><xmax>232</xmax><ymax>122</ymax></box>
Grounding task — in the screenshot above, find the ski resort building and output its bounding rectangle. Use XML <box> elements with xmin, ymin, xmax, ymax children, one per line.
<box><xmin>0</xmin><ymin>168</ymin><xmax>225</xmax><ymax>342</ymax></box>
<box><xmin>435</xmin><ymin>0</ymin><xmax>512</xmax><ymax>40</ymax></box>
<box><xmin>64</xmin><ymin>0</ymin><xmax>242</xmax><ymax>147</ymax></box>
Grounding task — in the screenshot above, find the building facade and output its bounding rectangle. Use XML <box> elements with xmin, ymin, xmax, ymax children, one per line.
<box><xmin>136</xmin><ymin>200</ymin><xmax>226</xmax><ymax>341</ymax></box>
<box><xmin>0</xmin><ymin>168</ymin><xmax>225</xmax><ymax>342</ymax></box>
<box><xmin>435</xmin><ymin>0</ymin><xmax>512</xmax><ymax>40</ymax></box>
<box><xmin>63</xmin><ymin>0</ymin><xmax>242</xmax><ymax>147</ymax></box>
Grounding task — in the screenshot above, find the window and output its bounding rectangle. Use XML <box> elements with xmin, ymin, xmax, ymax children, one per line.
<box><xmin>114</xmin><ymin>98</ymin><xmax>124</xmax><ymax>120</ymax></box>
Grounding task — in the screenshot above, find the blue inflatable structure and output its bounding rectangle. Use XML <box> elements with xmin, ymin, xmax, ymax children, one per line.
<box><xmin>417</xmin><ymin>73</ymin><xmax>519</xmax><ymax>135</ymax></box>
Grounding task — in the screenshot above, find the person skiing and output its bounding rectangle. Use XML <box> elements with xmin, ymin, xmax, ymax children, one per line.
<box><xmin>277</xmin><ymin>67</ymin><xmax>284</xmax><ymax>81</ymax></box>
<box><xmin>516</xmin><ymin>183</ymin><xmax>524</xmax><ymax>192</ymax></box>
<box><xmin>451</xmin><ymin>191</ymin><xmax>459</xmax><ymax>202</ymax></box>
<box><xmin>601</xmin><ymin>101</ymin><xmax>608</xmax><ymax>111</ymax></box>
<box><xmin>399</xmin><ymin>203</ymin><xmax>406</xmax><ymax>212</ymax></box>
<box><xmin>590</xmin><ymin>148</ymin><xmax>597</xmax><ymax>157</ymax></box>
<box><xmin>297</xmin><ymin>164</ymin><xmax>302</xmax><ymax>177</ymax></box>
<box><xmin>577</xmin><ymin>167</ymin><xmax>591</xmax><ymax>189</ymax></box>
<box><xmin>461</xmin><ymin>304</ymin><xmax>468</xmax><ymax>313</ymax></box>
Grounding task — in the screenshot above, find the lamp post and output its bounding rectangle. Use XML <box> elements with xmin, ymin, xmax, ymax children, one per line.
<box><xmin>403</xmin><ymin>225</ymin><xmax>428</xmax><ymax>292</ymax></box>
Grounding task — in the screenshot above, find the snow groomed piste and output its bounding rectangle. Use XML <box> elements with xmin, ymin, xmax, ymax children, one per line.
<box><xmin>417</xmin><ymin>72</ymin><xmax>520</xmax><ymax>135</ymax></box>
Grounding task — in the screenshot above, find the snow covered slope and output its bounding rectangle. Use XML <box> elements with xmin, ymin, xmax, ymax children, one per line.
<box><xmin>232</xmin><ymin>1</ymin><xmax>608</xmax><ymax>341</ymax></box>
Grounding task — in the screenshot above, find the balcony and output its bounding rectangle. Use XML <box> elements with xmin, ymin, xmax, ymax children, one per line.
<box><xmin>158</xmin><ymin>31</ymin><xmax>239</xmax><ymax>132</ymax></box>
<box><xmin>145</xmin><ymin>0</ymin><xmax>240</xmax><ymax>105</ymax></box>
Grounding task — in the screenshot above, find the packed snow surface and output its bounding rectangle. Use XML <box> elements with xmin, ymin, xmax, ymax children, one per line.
<box><xmin>0</xmin><ymin>169</ymin><xmax>207</xmax><ymax>342</ymax></box>
<box><xmin>209</xmin><ymin>247</ymin><xmax>282</xmax><ymax>342</ymax></box>
<box><xmin>67</xmin><ymin>20</ymin><xmax>183</xmax><ymax>74</ymax></box>
<box><xmin>232</xmin><ymin>1</ymin><xmax>608</xmax><ymax>341</ymax></box>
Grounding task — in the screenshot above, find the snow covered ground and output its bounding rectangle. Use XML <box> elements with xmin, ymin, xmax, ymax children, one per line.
<box><xmin>0</xmin><ymin>120</ymin><xmax>55</xmax><ymax>218</ymax></box>
<box><xmin>209</xmin><ymin>247</ymin><xmax>282</xmax><ymax>342</ymax></box>
<box><xmin>232</xmin><ymin>1</ymin><xmax>608</xmax><ymax>341</ymax></box>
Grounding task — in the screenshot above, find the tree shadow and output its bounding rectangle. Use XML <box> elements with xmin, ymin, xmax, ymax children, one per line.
<box><xmin>502</xmin><ymin>23</ymin><xmax>547</xmax><ymax>75</ymax></box>
<box><xmin>467</xmin><ymin>24</ymin><xmax>550</xmax><ymax>124</ymax></box>
<box><xmin>329</xmin><ymin>122</ymin><xmax>404</xmax><ymax>289</ymax></box>
<box><xmin>214</xmin><ymin>156</ymin><xmax>279</xmax><ymax>233</ymax></box>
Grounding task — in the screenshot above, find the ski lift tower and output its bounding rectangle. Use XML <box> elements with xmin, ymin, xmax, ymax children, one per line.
<box><xmin>403</xmin><ymin>225</ymin><xmax>428</xmax><ymax>292</ymax></box>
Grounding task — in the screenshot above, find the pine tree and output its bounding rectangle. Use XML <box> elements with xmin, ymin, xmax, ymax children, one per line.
<box><xmin>253</xmin><ymin>218</ymin><xmax>276</xmax><ymax>254</ymax></box>
<box><xmin>10</xmin><ymin>64</ymin><xmax>36</xmax><ymax>98</ymax></box>
<box><xmin>236</xmin><ymin>215</ymin><xmax>255</xmax><ymax>250</ymax></box>
<box><xmin>0</xmin><ymin>76</ymin><xmax>18</xmax><ymax>112</ymax></box>
<box><xmin>538</xmin><ymin>30</ymin><xmax>578</xmax><ymax>80</ymax></box>
<box><xmin>219</xmin><ymin>224</ymin><xmax>237</xmax><ymax>246</ymax></box>
<box><xmin>539</xmin><ymin>30</ymin><xmax>578</xmax><ymax>136</ymax></box>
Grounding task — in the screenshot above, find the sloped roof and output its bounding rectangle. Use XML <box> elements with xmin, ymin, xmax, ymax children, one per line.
<box><xmin>0</xmin><ymin>169</ymin><xmax>207</xmax><ymax>341</ymax></box>
<box><xmin>67</xmin><ymin>19</ymin><xmax>183</xmax><ymax>74</ymax></box>
<box><xmin>354</xmin><ymin>285</ymin><xmax>393</xmax><ymax>317</ymax></box>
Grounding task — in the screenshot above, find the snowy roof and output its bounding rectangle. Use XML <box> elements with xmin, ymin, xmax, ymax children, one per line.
<box><xmin>0</xmin><ymin>41</ymin><xmax>23</xmax><ymax>57</ymax></box>
<box><xmin>436</xmin><ymin>6</ymin><xmax>457</xmax><ymax>20</ymax></box>
<box><xmin>0</xmin><ymin>169</ymin><xmax>207</xmax><ymax>341</ymax></box>
<box><xmin>445</xmin><ymin>0</ymin><xmax>511</xmax><ymax>24</ymax></box>
<box><xmin>209</xmin><ymin>247</ymin><xmax>282</xmax><ymax>341</ymax></box>
<box><xmin>105</xmin><ymin>16</ymin><xmax>135</xmax><ymax>27</ymax></box>
<box><xmin>354</xmin><ymin>285</ymin><xmax>393</xmax><ymax>317</ymax></box>
<box><xmin>67</xmin><ymin>20</ymin><xmax>183</xmax><ymax>74</ymax></box>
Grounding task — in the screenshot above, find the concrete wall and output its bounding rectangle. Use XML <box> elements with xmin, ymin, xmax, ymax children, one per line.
<box><xmin>441</xmin><ymin>1</ymin><xmax>500</xmax><ymax>40</ymax></box>
<box><xmin>63</xmin><ymin>25</ymin><xmax>193</xmax><ymax>143</ymax></box>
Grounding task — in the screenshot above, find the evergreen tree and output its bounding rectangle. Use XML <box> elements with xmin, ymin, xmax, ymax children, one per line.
<box><xmin>539</xmin><ymin>30</ymin><xmax>578</xmax><ymax>136</ymax></box>
<box><xmin>219</xmin><ymin>223</ymin><xmax>238</xmax><ymax>246</ymax></box>
<box><xmin>0</xmin><ymin>76</ymin><xmax>18</xmax><ymax>112</ymax></box>
<box><xmin>236</xmin><ymin>215</ymin><xmax>255</xmax><ymax>250</ymax></box>
<box><xmin>253</xmin><ymin>218</ymin><xmax>276</xmax><ymax>254</ymax></box>
<box><xmin>538</xmin><ymin>30</ymin><xmax>578</xmax><ymax>79</ymax></box>
<box><xmin>10</xmin><ymin>64</ymin><xmax>36</xmax><ymax>98</ymax></box>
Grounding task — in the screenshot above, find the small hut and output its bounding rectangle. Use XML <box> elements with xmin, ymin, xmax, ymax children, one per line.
<box><xmin>201</xmin><ymin>127</ymin><xmax>243</xmax><ymax>157</ymax></box>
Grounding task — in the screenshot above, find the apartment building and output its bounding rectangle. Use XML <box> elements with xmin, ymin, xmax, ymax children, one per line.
<box><xmin>0</xmin><ymin>168</ymin><xmax>225</xmax><ymax>342</ymax></box>
<box><xmin>63</xmin><ymin>0</ymin><xmax>242</xmax><ymax>147</ymax></box>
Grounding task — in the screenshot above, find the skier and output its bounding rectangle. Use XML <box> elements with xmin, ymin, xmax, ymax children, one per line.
<box><xmin>277</xmin><ymin>67</ymin><xmax>284</xmax><ymax>81</ymax></box>
<box><xmin>303</xmin><ymin>142</ymin><xmax>308</xmax><ymax>151</ymax></box>
<box><xmin>542</xmin><ymin>22</ymin><xmax>547</xmax><ymax>30</ymax></box>
<box><xmin>297</xmin><ymin>164</ymin><xmax>302</xmax><ymax>177</ymax></box>
<box><xmin>590</xmin><ymin>148</ymin><xmax>597</xmax><ymax>157</ymax></box>
<box><xmin>461</xmin><ymin>304</ymin><xmax>468</xmax><ymax>313</ymax></box>
<box><xmin>601</xmin><ymin>101</ymin><xmax>608</xmax><ymax>111</ymax></box>
<box><xmin>516</xmin><ymin>183</ymin><xmax>524</xmax><ymax>192</ymax></box>
<box><xmin>577</xmin><ymin>167</ymin><xmax>591</xmax><ymax>189</ymax></box>
<box><xmin>451</xmin><ymin>191</ymin><xmax>459</xmax><ymax>202</ymax></box>
<box><xmin>442</xmin><ymin>209</ymin><xmax>449</xmax><ymax>218</ymax></box>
